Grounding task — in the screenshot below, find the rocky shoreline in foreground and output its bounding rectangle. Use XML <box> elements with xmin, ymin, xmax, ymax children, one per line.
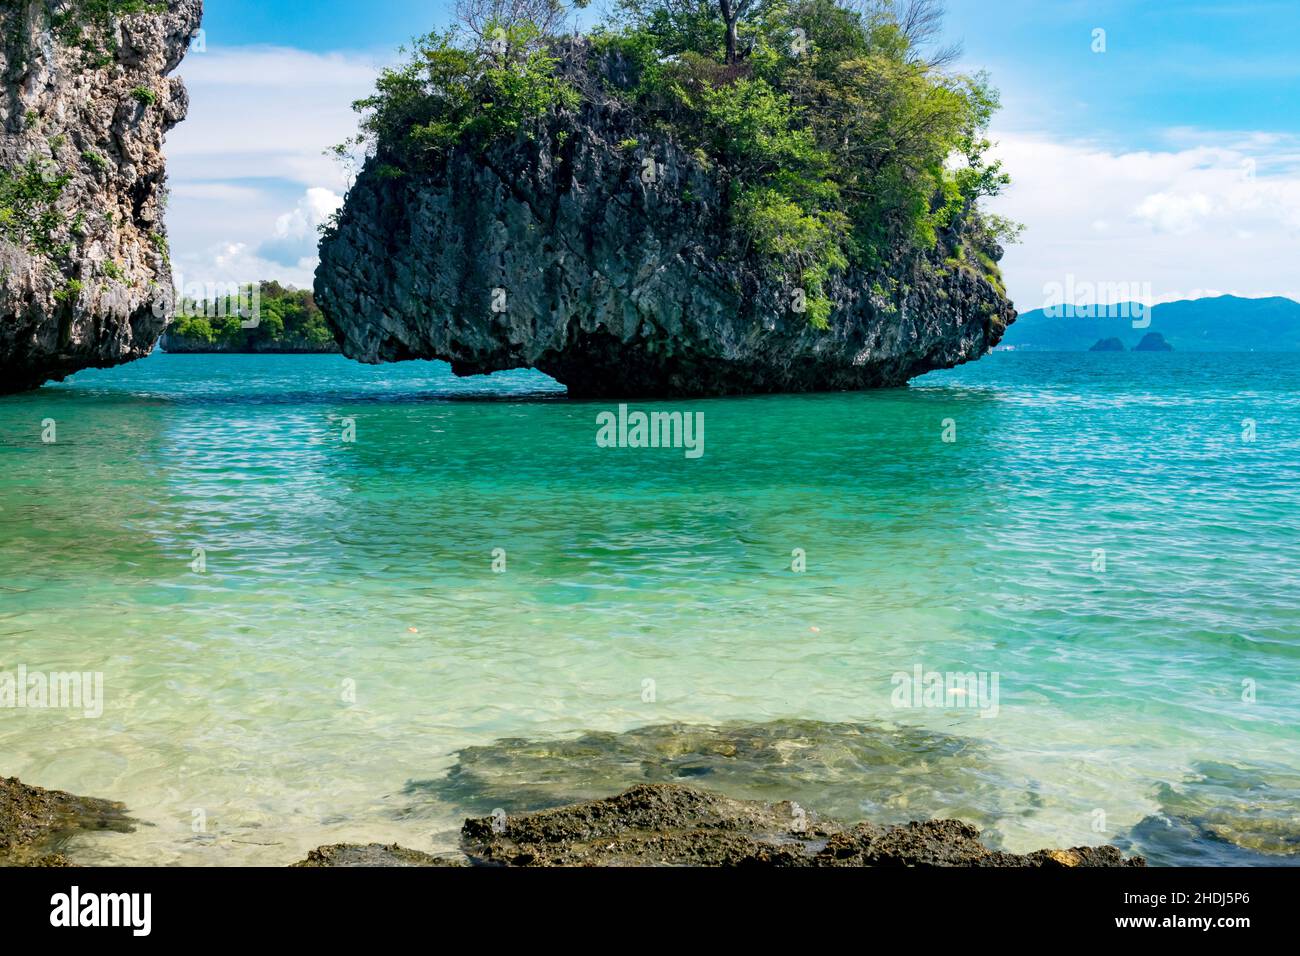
<box><xmin>2</xmin><ymin>775</ymin><xmax>1142</xmax><ymax>868</ymax></box>
<box><xmin>300</xmin><ymin>783</ymin><xmax>1144</xmax><ymax>868</ymax></box>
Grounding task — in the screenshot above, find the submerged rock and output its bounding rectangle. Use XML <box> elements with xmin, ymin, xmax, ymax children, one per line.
<box><xmin>1130</xmin><ymin>761</ymin><xmax>1300</xmax><ymax>866</ymax></box>
<box><xmin>316</xmin><ymin>41</ymin><xmax>1015</xmax><ymax>398</ymax></box>
<box><xmin>0</xmin><ymin>1</ymin><xmax>203</xmax><ymax>394</ymax></box>
<box><xmin>301</xmin><ymin>784</ymin><xmax>1142</xmax><ymax>867</ymax></box>
<box><xmin>0</xmin><ymin>775</ymin><xmax>133</xmax><ymax>866</ymax></box>
<box><xmin>406</xmin><ymin>719</ymin><xmax>1039</xmax><ymax>836</ymax></box>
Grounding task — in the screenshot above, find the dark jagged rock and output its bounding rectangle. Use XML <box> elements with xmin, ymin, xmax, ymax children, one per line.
<box><xmin>0</xmin><ymin>0</ymin><xmax>202</xmax><ymax>394</ymax></box>
<box><xmin>460</xmin><ymin>783</ymin><xmax>832</xmax><ymax>866</ymax></box>
<box><xmin>0</xmin><ymin>775</ymin><xmax>133</xmax><ymax>866</ymax></box>
<box><xmin>819</xmin><ymin>818</ymin><xmax>1136</xmax><ymax>868</ymax></box>
<box><xmin>1089</xmin><ymin>337</ymin><xmax>1125</xmax><ymax>352</ymax></box>
<box><xmin>1133</xmin><ymin>332</ymin><xmax>1173</xmax><ymax>352</ymax></box>
<box><xmin>293</xmin><ymin>843</ymin><xmax>465</xmax><ymax>867</ymax></box>
<box><xmin>315</xmin><ymin>41</ymin><xmax>1015</xmax><ymax>398</ymax></box>
<box><xmin>461</xmin><ymin>784</ymin><xmax>1142</xmax><ymax>867</ymax></box>
<box><xmin>299</xmin><ymin>783</ymin><xmax>1143</xmax><ymax>867</ymax></box>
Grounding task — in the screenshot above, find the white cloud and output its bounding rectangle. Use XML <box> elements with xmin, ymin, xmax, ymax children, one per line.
<box><xmin>170</xmin><ymin>187</ymin><xmax>343</xmax><ymax>290</ymax></box>
<box><xmin>166</xmin><ymin>47</ymin><xmax>383</xmax><ymax>189</ymax></box>
<box><xmin>985</xmin><ymin>131</ymin><xmax>1300</xmax><ymax>310</ymax></box>
<box><xmin>1134</xmin><ymin>191</ymin><xmax>1214</xmax><ymax>234</ymax></box>
<box><xmin>162</xmin><ymin>46</ymin><xmax>384</xmax><ymax>290</ymax></box>
<box><xmin>179</xmin><ymin>46</ymin><xmax>382</xmax><ymax>88</ymax></box>
<box><xmin>257</xmin><ymin>188</ymin><xmax>344</xmax><ymax>268</ymax></box>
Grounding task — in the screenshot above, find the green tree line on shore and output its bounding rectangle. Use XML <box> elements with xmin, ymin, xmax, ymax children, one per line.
<box><xmin>167</xmin><ymin>281</ymin><xmax>335</xmax><ymax>349</ymax></box>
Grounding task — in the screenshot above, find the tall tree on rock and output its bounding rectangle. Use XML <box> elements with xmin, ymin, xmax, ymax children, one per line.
<box><xmin>718</xmin><ymin>0</ymin><xmax>755</xmax><ymax>62</ymax></box>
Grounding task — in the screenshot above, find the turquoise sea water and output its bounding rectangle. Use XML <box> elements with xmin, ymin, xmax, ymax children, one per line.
<box><xmin>1</xmin><ymin>350</ymin><xmax>1297</xmax><ymax>865</ymax></box>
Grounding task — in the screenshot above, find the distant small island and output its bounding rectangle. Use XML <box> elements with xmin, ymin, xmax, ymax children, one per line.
<box><xmin>1133</xmin><ymin>332</ymin><xmax>1173</xmax><ymax>352</ymax></box>
<box><xmin>1089</xmin><ymin>337</ymin><xmax>1126</xmax><ymax>352</ymax></box>
<box><xmin>161</xmin><ymin>281</ymin><xmax>339</xmax><ymax>353</ymax></box>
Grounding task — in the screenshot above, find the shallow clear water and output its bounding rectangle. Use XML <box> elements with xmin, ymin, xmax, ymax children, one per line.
<box><xmin>1</xmin><ymin>351</ymin><xmax>1297</xmax><ymax>865</ymax></box>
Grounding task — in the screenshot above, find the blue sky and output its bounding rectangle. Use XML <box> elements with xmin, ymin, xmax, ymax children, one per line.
<box><xmin>199</xmin><ymin>0</ymin><xmax>453</xmax><ymax>49</ymax></box>
<box><xmin>946</xmin><ymin>0</ymin><xmax>1300</xmax><ymax>144</ymax></box>
<box><xmin>164</xmin><ymin>1</ymin><xmax>1300</xmax><ymax>307</ymax></box>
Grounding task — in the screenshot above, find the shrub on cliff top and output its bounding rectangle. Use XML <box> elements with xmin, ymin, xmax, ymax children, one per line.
<box><xmin>47</xmin><ymin>0</ymin><xmax>167</xmax><ymax>65</ymax></box>
<box><xmin>351</xmin><ymin>20</ymin><xmax>579</xmax><ymax>162</ymax></box>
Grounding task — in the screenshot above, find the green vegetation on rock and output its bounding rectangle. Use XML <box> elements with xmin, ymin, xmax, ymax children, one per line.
<box><xmin>345</xmin><ymin>0</ymin><xmax>1016</xmax><ymax>327</ymax></box>
<box><xmin>0</xmin><ymin>160</ymin><xmax>69</xmax><ymax>259</ymax></box>
<box><xmin>348</xmin><ymin>20</ymin><xmax>580</xmax><ymax>162</ymax></box>
<box><xmin>52</xmin><ymin>1</ymin><xmax>167</xmax><ymax>62</ymax></box>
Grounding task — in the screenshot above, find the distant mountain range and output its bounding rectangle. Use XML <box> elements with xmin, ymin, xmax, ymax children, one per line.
<box><xmin>1000</xmin><ymin>295</ymin><xmax>1300</xmax><ymax>351</ymax></box>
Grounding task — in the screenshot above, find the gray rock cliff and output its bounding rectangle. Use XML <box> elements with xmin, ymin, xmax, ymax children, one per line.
<box><xmin>0</xmin><ymin>0</ymin><xmax>202</xmax><ymax>394</ymax></box>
